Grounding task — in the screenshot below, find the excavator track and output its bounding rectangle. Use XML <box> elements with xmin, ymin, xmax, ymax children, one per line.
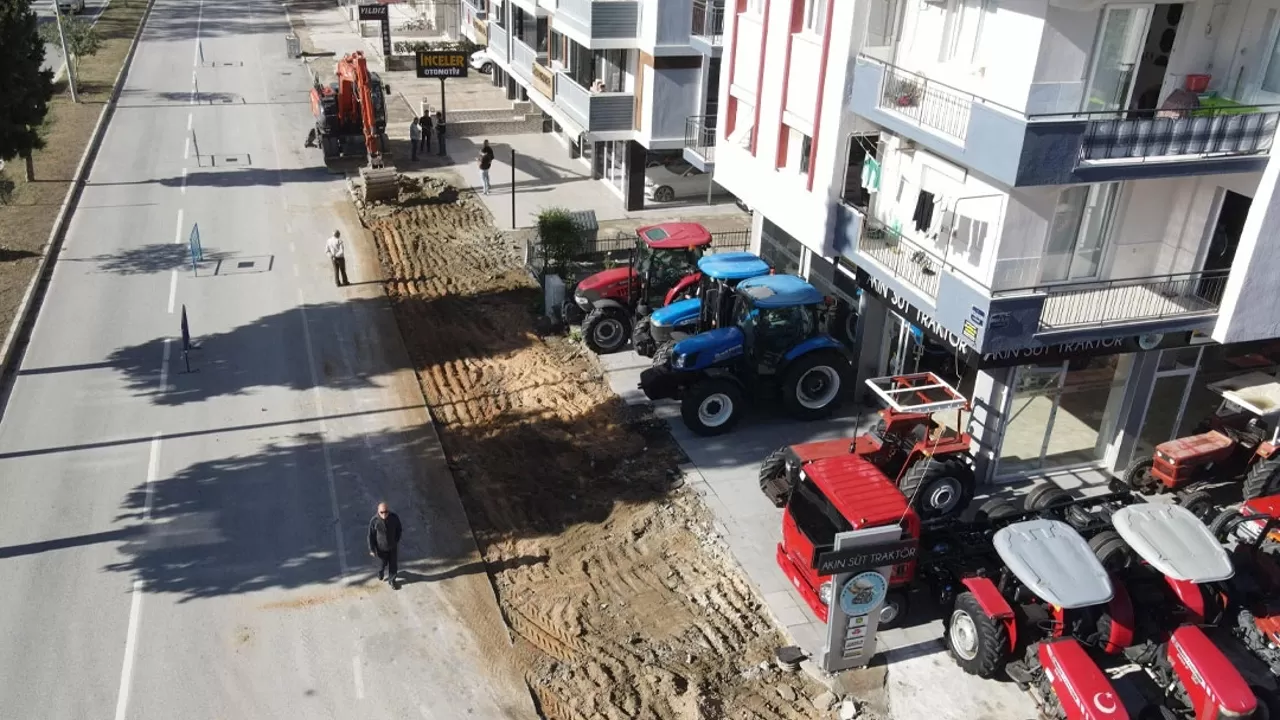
<box><xmin>360</xmin><ymin>166</ymin><xmax>399</xmax><ymax>203</ymax></box>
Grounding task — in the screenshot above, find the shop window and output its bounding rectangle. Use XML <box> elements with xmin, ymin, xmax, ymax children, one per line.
<box><xmin>761</xmin><ymin>219</ymin><xmax>804</xmax><ymax>276</ymax></box>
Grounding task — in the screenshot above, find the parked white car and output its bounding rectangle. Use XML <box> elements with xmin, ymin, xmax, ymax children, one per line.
<box><xmin>469</xmin><ymin>49</ymin><xmax>493</xmax><ymax>74</ymax></box>
<box><xmin>57</xmin><ymin>0</ymin><xmax>85</xmax><ymax>13</ymax></box>
<box><xmin>644</xmin><ymin>161</ymin><xmax>728</xmax><ymax>203</ymax></box>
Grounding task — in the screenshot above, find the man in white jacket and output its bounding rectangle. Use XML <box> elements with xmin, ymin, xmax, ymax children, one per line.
<box><xmin>325</xmin><ymin>230</ymin><xmax>349</xmax><ymax>286</ymax></box>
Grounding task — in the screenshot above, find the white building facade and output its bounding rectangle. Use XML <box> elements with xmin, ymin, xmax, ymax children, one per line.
<box><xmin>484</xmin><ymin>0</ymin><xmax>726</xmax><ymax>210</ymax></box>
<box><xmin>715</xmin><ymin>0</ymin><xmax>1280</xmax><ymax>484</ymax></box>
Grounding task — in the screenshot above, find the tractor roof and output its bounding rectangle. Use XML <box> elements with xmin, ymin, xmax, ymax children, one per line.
<box><xmin>865</xmin><ymin>373</ymin><xmax>968</xmax><ymax>414</ymax></box>
<box><xmin>697</xmin><ymin>251</ymin><xmax>770</xmax><ymax>280</ymax></box>
<box><xmin>635</xmin><ymin>222</ymin><xmax>714</xmax><ymax>249</ymax></box>
<box><xmin>1207</xmin><ymin>372</ymin><xmax>1280</xmax><ymax>417</ymax></box>
<box><xmin>737</xmin><ymin>274</ymin><xmax>824</xmax><ymax>308</ymax></box>
<box><xmin>1111</xmin><ymin>504</ymin><xmax>1234</xmax><ymax>583</ymax></box>
<box><xmin>801</xmin><ymin>455</ymin><xmax>911</xmax><ymax>528</ymax></box>
<box><xmin>993</xmin><ymin>519</ymin><xmax>1113</xmax><ymax>609</ymax></box>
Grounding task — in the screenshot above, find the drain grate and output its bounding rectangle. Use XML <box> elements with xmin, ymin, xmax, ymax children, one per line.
<box><xmin>237</xmin><ymin>261</ymin><xmax>254</xmax><ymax>269</ymax></box>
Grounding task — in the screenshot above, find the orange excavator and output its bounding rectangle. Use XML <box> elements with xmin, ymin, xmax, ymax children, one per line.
<box><xmin>309</xmin><ymin>51</ymin><xmax>398</xmax><ymax>202</ymax></box>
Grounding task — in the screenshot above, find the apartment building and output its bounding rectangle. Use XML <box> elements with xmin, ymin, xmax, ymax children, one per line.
<box><xmin>715</xmin><ymin>0</ymin><xmax>1280</xmax><ymax>484</ymax></box>
<box><xmin>462</xmin><ymin>0</ymin><xmax>490</xmax><ymax>45</ymax></box>
<box><xmin>484</xmin><ymin>0</ymin><xmax>725</xmax><ymax>210</ymax></box>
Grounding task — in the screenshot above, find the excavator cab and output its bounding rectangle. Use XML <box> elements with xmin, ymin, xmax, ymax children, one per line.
<box><xmin>308</xmin><ymin>52</ymin><xmax>399</xmax><ymax>202</ymax></box>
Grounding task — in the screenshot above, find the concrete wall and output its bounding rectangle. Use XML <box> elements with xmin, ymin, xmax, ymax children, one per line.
<box><xmin>655</xmin><ymin>0</ymin><xmax>696</xmax><ymax>48</ymax></box>
<box><xmin>1214</xmin><ymin>153</ymin><xmax>1280</xmax><ymax>342</ymax></box>
<box><xmin>650</xmin><ymin>66</ymin><xmax>702</xmax><ymax>142</ymax></box>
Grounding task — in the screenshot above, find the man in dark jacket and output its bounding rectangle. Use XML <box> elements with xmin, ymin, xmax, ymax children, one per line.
<box><xmin>367</xmin><ymin>502</ymin><xmax>403</xmax><ymax>587</ymax></box>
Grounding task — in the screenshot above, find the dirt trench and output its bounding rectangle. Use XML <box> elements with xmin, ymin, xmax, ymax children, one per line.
<box><xmin>362</xmin><ymin>175</ymin><xmax>825</xmax><ymax>720</ymax></box>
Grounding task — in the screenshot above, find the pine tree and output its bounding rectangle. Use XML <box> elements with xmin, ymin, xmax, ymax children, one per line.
<box><xmin>0</xmin><ymin>0</ymin><xmax>56</xmax><ymax>182</ymax></box>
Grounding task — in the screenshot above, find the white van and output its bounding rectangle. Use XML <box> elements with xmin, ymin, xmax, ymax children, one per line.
<box><xmin>57</xmin><ymin>0</ymin><xmax>86</xmax><ymax>14</ymax></box>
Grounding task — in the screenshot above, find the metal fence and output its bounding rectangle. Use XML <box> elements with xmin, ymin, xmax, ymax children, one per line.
<box><xmin>691</xmin><ymin>0</ymin><xmax>725</xmax><ymax>43</ymax></box>
<box><xmin>856</xmin><ymin>217</ymin><xmax>942</xmax><ymax>300</ymax></box>
<box><xmin>877</xmin><ymin>64</ymin><xmax>973</xmax><ymax>142</ymax></box>
<box><xmin>685</xmin><ymin>115</ymin><xmax>717</xmax><ymax>163</ymax></box>
<box><xmin>995</xmin><ymin>268</ymin><xmax>1230</xmax><ymax>332</ymax></box>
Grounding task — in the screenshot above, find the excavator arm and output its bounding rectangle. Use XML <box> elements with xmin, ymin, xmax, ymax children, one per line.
<box><xmin>349</xmin><ymin>52</ymin><xmax>384</xmax><ymax>162</ymax></box>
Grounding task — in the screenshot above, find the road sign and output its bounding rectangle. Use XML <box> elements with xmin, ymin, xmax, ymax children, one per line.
<box><xmin>358</xmin><ymin>5</ymin><xmax>391</xmax><ymax>57</ymax></box>
<box><xmin>416</xmin><ymin>51</ymin><xmax>469</xmax><ymax>78</ymax></box>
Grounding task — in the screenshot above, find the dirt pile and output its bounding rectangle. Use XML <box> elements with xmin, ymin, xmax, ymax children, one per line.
<box><xmin>364</xmin><ymin>176</ymin><xmax>824</xmax><ymax>719</ymax></box>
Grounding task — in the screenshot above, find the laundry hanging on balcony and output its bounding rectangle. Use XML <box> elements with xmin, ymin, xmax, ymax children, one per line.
<box><xmin>912</xmin><ymin>190</ymin><xmax>936</xmax><ymax>232</ymax></box>
<box><xmin>861</xmin><ymin>156</ymin><xmax>881</xmax><ymax>193</ymax></box>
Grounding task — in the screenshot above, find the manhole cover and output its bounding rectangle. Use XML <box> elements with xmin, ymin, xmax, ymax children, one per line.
<box><xmin>237</xmin><ymin>261</ymin><xmax>255</xmax><ymax>269</ymax></box>
<box><xmin>225</xmin><ymin>157</ymin><xmax>239</xmax><ymax>163</ymax></box>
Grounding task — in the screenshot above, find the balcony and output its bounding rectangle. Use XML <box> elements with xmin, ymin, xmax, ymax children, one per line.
<box><xmin>849</xmin><ymin>56</ymin><xmax>1280</xmax><ymax>187</ymax></box>
<box><xmin>554</xmin><ymin>72</ymin><xmax>634</xmax><ymax>133</ymax></box>
<box><xmin>553</xmin><ymin>0</ymin><xmax>639</xmax><ymax>42</ymax></box>
<box><xmin>689</xmin><ymin>0</ymin><xmax>724</xmax><ymax>56</ymax></box>
<box><xmin>682</xmin><ymin>115</ymin><xmax>716</xmax><ymax>170</ymax></box>
<box><xmin>488</xmin><ymin>22</ymin><xmax>509</xmax><ymax>63</ymax></box>
<box><xmin>993</xmin><ymin>271</ymin><xmax>1229</xmax><ymax>334</ymax></box>
<box><xmin>510</xmin><ymin>35</ymin><xmax>544</xmax><ymax>83</ymax></box>
<box><xmin>856</xmin><ymin>216</ymin><xmax>942</xmax><ymax>301</ymax></box>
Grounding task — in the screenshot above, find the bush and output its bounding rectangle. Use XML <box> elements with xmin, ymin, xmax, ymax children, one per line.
<box><xmin>536</xmin><ymin>207</ymin><xmax>585</xmax><ymax>281</ymax></box>
<box><xmin>393</xmin><ymin>39</ymin><xmax>482</xmax><ymax>56</ymax></box>
<box><xmin>0</xmin><ymin>171</ymin><xmax>13</xmax><ymax>205</ymax></box>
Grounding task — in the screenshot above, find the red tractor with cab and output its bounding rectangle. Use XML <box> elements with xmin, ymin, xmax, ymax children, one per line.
<box><xmin>759</xmin><ymin>372</ymin><xmax>977</xmax><ymax>520</ymax></box>
<box><xmin>566</xmin><ymin>222</ymin><xmax>711</xmax><ymax>354</ymax></box>
<box><xmin>1209</xmin><ymin>494</ymin><xmax>1280</xmax><ymax>680</ymax></box>
<box><xmin>1125</xmin><ymin>373</ymin><xmax>1280</xmax><ymax>503</ymax></box>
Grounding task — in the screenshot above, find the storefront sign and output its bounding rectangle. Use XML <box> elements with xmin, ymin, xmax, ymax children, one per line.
<box><xmin>473</xmin><ymin>17</ymin><xmax>488</xmax><ymax>46</ymax></box>
<box><xmin>532</xmin><ymin>62</ymin><xmax>555</xmax><ymax>99</ymax></box>
<box><xmin>822</xmin><ymin>525</ymin><xmax>903</xmax><ymax>673</ymax></box>
<box><xmin>815</xmin><ymin>539</ymin><xmax>917</xmax><ymax>575</ymax></box>
<box><xmin>358</xmin><ymin>4</ymin><xmax>392</xmax><ymax>57</ymax></box>
<box><xmin>854</xmin><ymin>267</ymin><xmax>979</xmax><ymax>363</ymax></box>
<box><xmin>416</xmin><ymin>51</ymin><xmax>469</xmax><ymax>78</ymax></box>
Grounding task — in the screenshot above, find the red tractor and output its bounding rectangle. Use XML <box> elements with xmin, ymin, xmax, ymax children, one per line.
<box><xmin>1208</xmin><ymin>495</ymin><xmax>1280</xmax><ymax>679</ymax></box>
<box><xmin>1125</xmin><ymin>373</ymin><xmax>1280</xmax><ymax>503</ymax></box>
<box><xmin>566</xmin><ymin>222</ymin><xmax>712</xmax><ymax>355</ymax></box>
<box><xmin>759</xmin><ymin>372</ymin><xmax>977</xmax><ymax>520</ymax></box>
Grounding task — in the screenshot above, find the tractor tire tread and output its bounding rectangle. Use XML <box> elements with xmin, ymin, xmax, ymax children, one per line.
<box><xmin>1243</xmin><ymin>456</ymin><xmax>1280</xmax><ymax>500</ymax></box>
<box><xmin>947</xmin><ymin>591</ymin><xmax>1010</xmax><ymax>679</ymax></box>
<box><xmin>758</xmin><ymin>447</ymin><xmax>792</xmax><ymax>508</ymax></box>
<box><xmin>1023</xmin><ymin>483</ymin><xmax>1072</xmax><ymax>513</ymax></box>
<box><xmin>582</xmin><ymin>307</ymin><xmax>630</xmax><ymax>355</ymax></box>
<box><xmin>898</xmin><ymin>456</ymin><xmax>976</xmax><ymax>521</ymax></box>
<box><xmin>780</xmin><ymin>350</ymin><xmax>852</xmax><ymax>421</ymax></box>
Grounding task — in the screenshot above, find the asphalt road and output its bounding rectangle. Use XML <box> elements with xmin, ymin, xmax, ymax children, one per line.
<box><xmin>0</xmin><ymin>0</ymin><xmax>535</xmax><ymax>718</ymax></box>
<box><xmin>35</xmin><ymin>0</ymin><xmax>110</xmax><ymax>76</ymax></box>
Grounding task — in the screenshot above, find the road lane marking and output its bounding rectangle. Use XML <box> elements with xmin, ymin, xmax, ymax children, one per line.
<box><xmin>173</xmin><ymin>208</ymin><xmax>184</xmax><ymax>244</ymax></box>
<box><xmin>289</xmin><ymin>241</ymin><xmax>296</xmax><ymax>252</ymax></box>
<box><xmin>187</xmin><ymin>113</ymin><xmax>192</xmax><ymax>131</ymax></box>
<box><xmin>167</xmin><ymin>271</ymin><xmax>177</xmax><ymax>313</ymax></box>
<box><xmin>183</xmin><ymin>136</ymin><xmax>190</xmax><ymax>159</ymax></box>
<box><xmin>112</xmin><ymin>579</ymin><xmax>144</xmax><ymax>720</ymax></box>
<box><xmin>352</xmin><ymin>656</ymin><xmax>365</xmax><ymax>700</ymax></box>
<box><xmin>180</xmin><ymin>168</ymin><xmax>188</xmax><ymax>195</ymax></box>
<box><xmin>190</xmin><ymin>71</ymin><xmax>197</xmax><ymax>105</ymax></box>
<box><xmin>145</xmin><ymin>433</ymin><xmax>161</xmax><ymax>521</ymax></box>
<box><xmin>292</xmin><ymin>265</ymin><xmax>299</xmax><ymax>277</ymax></box>
<box><xmin>296</xmin><ymin>287</ymin><xmax>351</xmax><ymax>579</ymax></box>
<box><xmin>159</xmin><ymin>338</ymin><xmax>171</xmax><ymax>393</ymax></box>
<box><xmin>193</xmin><ymin>0</ymin><xmax>204</xmax><ymax>67</ymax></box>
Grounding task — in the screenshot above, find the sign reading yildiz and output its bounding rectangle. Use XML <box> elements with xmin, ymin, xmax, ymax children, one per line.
<box><xmin>357</xmin><ymin>3</ymin><xmax>387</xmax><ymax>20</ymax></box>
<box><xmin>416</xmin><ymin>51</ymin><xmax>469</xmax><ymax>78</ymax></box>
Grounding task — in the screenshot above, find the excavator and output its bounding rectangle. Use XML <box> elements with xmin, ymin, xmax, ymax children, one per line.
<box><xmin>309</xmin><ymin>51</ymin><xmax>398</xmax><ymax>202</ymax></box>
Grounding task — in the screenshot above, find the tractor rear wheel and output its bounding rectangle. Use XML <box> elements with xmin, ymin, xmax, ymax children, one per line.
<box><xmin>974</xmin><ymin>498</ymin><xmax>1020</xmax><ymax>523</ymax></box>
<box><xmin>780</xmin><ymin>351</ymin><xmax>851</xmax><ymax>421</ymax></box>
<box><xmin>1123</xmin><ymin>457</ymin><xmax>1161</xmax><ymax>494</ymax></box>
<box><xmin>632</xmin><ymin>317</ymin><xmax>657</xmax><ymax>357</ymax></box>
<box><xmin>681</xmin><ymin>379</ymin><xmax>744</xmax><ymax>437</ymax></box>
<box><xmin>1023</xmin><ymin>483</ymin><xmax>1071</xmax><ymax>513</ymax></box>
<box><xmin>1177</xmin><ymin>489</ymin><xmax>1216</xmax><ymax>521</ymax></box>
<box><xmin>898</xmin><ymin>456</ymin><xmax>976</xmax><ymax>521</ymax></box>
<box><xmin>1243</xmin><ymin>456</ymin><xmax>1280</xmax><ymax>500</ymax></box>
<box><xmin>1088</xmin><ymin>530</ymin><xmax>1131</xmax><ymax>571</ymax></box>
<box><xmin>946</xmin><ymin>591</ymin><xmax>1010</xmax><ymax>678</ymax></box>
<box><xmin>879</xmin><ymin>590</ymin><xmax>909</xmax><ymax>630</ymax></box>
<box><xmin>1208</xmin><ymin>507</ymin><xmax>1245</xmax><ymax>543</ymax></box>
<box><xmin>759</xmin><ymin>447</ymin><xmax>793</xmax><ymax>508</ymax></box>
<box><xmin>582</xmin><ymin>308</ymin><xmax>631</xmax><ymax>355</ymax></box>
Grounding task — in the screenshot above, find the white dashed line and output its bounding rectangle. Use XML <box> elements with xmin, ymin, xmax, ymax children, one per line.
<box><xmin>144</xmin><ymin>433</ymin><xmax>161</xmax><ymax>520</ymax></box>
<box><xmin>187</xmin><ymin>112</ymin><xmax>192</xmax><ymax>131</ymax></box>
<box><xmin>352</xmin><ymin>656</ymin><xmax>365</xmax><ymax>700</ymax></box>
<box><xmin>159</xmin><ymin>337</ymin><xmax>171</xmax><ymax>393</ymax></box>
<box><xmin>112</xmin><ymin>580</ymin><xmax>144</xmax><ymax>720</ymax></box>
<box><xmin>183</xmin><ymin>136</ymin><xmax>190</xmax><ymax>159</ymax></box>
<box><xmin>167</xmin><ymin>271</ymin><xmax>177</xmax><ymax>313</ymax></box>
<box><xmin>173</xmin><ymin>209</ymin><xmax>184</xmax><ymax>244</ymax></box>
<box><xmin>180</xmin><ymin>168</ymin><xmax>188</xmax><ymax>195</ymax></box>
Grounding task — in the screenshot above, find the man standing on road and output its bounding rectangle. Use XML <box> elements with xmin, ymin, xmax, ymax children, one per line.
<box><xmin>478</xmin><ymin>139</ymin><xmax>495</xmax><ymax>195</ymax></box>
<box><xmin>325</xmin><ymin>230</ymin><xmax>349</xmax><ymax>287</ymax></box>
<box><xmin>368</xmin><ymin>502</ymin><xmax>403</xmax><ymax>587</ymax></box>
<box><xmin>409</xmin><ymin>118</ymin><xmax>421</xmax><ymax>161</ymax></box>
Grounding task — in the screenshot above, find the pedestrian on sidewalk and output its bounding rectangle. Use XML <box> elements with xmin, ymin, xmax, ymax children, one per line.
<box><xmin>325</xmin><ymin>229</ymin><xmax>349</xmax><ymax>287</ymax></box>
<box><xmin>368</xmin><ymin>502</ymin><xmax>403</xmax><ymax>588</ymax></box>
<box><xmin>419</xmin><ymin>115</ymin><xmax>432</xmax><ymax>155</ymax></box>
<box><xmin>478</xmin><ymin>139</ymin><xmax>494</xmax><ymax>195</ymax></box>
<box><xmin>434</xmin><ymin>111</ymin><xmax>446</xmax><ymax>156</ymax></box>
<box><xmin>409</xmin><ymin>118</ymin><xmax>421</xmax><ymax>161</ymax></box>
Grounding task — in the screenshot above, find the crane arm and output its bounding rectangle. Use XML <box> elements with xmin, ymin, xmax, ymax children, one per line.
<box><xmin>349</xmin><ymin>52</ymin><xmax>383</xmax><ymax>160</ymax></box>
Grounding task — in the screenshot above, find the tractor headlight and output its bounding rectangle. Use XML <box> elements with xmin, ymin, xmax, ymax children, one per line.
<box><xmin>575</xmin><ymin>294</ymin><xmax>591</xmax><ymax>309</ymax></box>
<box><xmin>818</xmin><ymin>581</ymin><xmax>833</xmax><ymax>606</ymax></box>
<box><xmin>673</xmin><ymin>352</ymin><xmax>696</xmax><ymax>369</ymax></box>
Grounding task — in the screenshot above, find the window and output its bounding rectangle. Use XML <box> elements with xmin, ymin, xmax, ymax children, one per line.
<box><xmin>865</xmin><ymin>0</ymin><xmax>900</xmax><ymax>48</ymax></box>
<box><xmin>747</xmin><ymin>0</ymin><xmax>766</xmax><ymax>13</ymax></box>
<box><xmin>940</xmin><ymin>0</ymin><xmax>994</xmax><ymax>63</ymax></box>
<box><xmin>1263</xmin><ymin>10</ymin><xmax>1280</xmax><ymax>95</ymax></box>
<box><xmin>799</xmin><ymin>133</ymin><xmax>813</xmax><ymax>174</ymax></box>
<box><xmin>802</xmin><ymin>0</ymin><xmax>827</xmax><ymax>34</ymax></box>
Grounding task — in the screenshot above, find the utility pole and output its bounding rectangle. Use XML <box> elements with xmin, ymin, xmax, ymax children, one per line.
<box><xmin>52</xmin><ymin>0</ymin><xmax>79</xmax><ymax>103</ymax></box>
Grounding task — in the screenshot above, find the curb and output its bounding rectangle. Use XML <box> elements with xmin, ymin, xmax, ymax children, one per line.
<box><xmin>0</xmin><ymin>0</ymin><xmax>157</xmax><ymax>388</ymax></box>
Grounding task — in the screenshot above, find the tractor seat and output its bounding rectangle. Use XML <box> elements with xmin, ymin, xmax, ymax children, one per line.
<box><xmin>1159</xmin><ymin>431</ymin><xmax>1234</xmax><ymax>461</ymax></box>
<box><xmin>1167</xmin><ymin>625</ymin><xmax>1257</xmax><ymax>716</ymax></box>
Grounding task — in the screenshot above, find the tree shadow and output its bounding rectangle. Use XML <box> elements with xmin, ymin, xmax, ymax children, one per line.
<box><xmin>87</xmin><ymin>166</ymin><xmax>337</xmax><ymax>189</ymax></box>
<box><xmin>63</xmin><ymin>243</ymin><xmax>225</xmax><ymax>275</ymax></box>
<box><xmin>0</xmin><ymin>248</ymin><xmax>41</xmax><ymax>263</ymax></box>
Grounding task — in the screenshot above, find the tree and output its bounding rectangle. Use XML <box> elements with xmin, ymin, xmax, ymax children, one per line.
<box><xmin>0</xmin><ymin>0</ymin><xmax>55</xmax><ymax>181</ymax></box>
<box><xmin>535</xmin><ymin>207</ymin><xmax>586</xmax><ymax>283</ymax></box>
<box><xmin>39</xmin><ymin>14</ymin><xmax>102</xmax><ymax>84</ymax></box>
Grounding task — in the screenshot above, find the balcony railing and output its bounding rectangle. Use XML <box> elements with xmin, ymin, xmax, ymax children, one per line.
<box><xmin>511</xmin><ymin>35</ymin><xmax>541</xmax><ymax>81</ymax></box>
<box><xmin>684</xmin><ymin>115</ymin><xmax>716</xmax><ymax>162</ymax></box>
<box><xmin>555</xmin><ymin>0</ymin><xmax>639</xmax><ymax>39</ymax></box>
<box><xmin>691</xmin><ymin>0</ymin><xmax>724</xmax><ymax>44</ymax></box>
<box><xmin>994</xmin><ymin>269</ymin><xmax>1230</xmax><ymax>332</ymax></box>
<box><xmin>489</xmin><ymin>22</ymin><xmax>509</xmax><ymax>63</ymax></box>
<box><xmin>554</xmin><ymin>72</ymin><xmax>634</xmax><ymax>132</ymax></box>
<box><xmin>857</xmin><ymin>217</ymin><xmax>942</xmax><ymax>300</ymax></box>
<box><xmin>1042</xmin><ymin>106</ymin><xmax>1280</xmax><ymax>163</ymax></box>
<box><xmin>877</xmin><ymin>64</ymin><xmax>974</xmax><ymax>142</ymax></box>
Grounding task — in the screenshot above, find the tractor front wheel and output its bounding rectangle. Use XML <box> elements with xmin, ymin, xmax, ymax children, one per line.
<box><xmin>582</xmin><ymin>308</ymin><xmax>631</xmax><ymax>355</ymax></box>
<box><xmin>974</xmin><ymin>498</ymin><xmax>1020</xmax><ymax>523</ymax></box>
<box><xmin>780</xmin><ymin>351</ymin><xmax>850</xmax><ymax>421</ymax></box>
<box><xmin>1088</xmin><ymin>530</ymin><xmax>1131</xmax><ymax>572</ymax></box>
<box><xmin>879</xmin><ymin>591</ymin><xmax>909</xmax><ymax>630</ymax></box>
<box><xmin>898</xmin><ymin>456</ymin><xmax>976</xmax><ymax>520</ymax></box>
<box><xmin>1177</xmin><ymin>489</ymin><xmax>1216</xmax><ymax>521</ymax></box>
<box><xmin>1023</xmin><ymin>483</ymin><xmax>1071</xmax><ymax>513</ymax></box>
<box><xmin>946</xmin><ymin>591</ymin><xmax>1010</xmax><ymax>678</ymax></box>
<box><xmin>681</xmin><ymin>379</ymin><xmax>744</xmax><ymax>437</ymax></box>
<box><xmin>1243</xmin><ymin>456</ymin><xmax>1280</xmax><ymax>500</ymax></box>
<box><xmin>1208</xmin><ymin>507</ymin><xmax>1246</xmax><ymax>543</ymax></box>
<box><xmin>1123</xmin><ymin>457</ymin><xmax>1161</xmax><ymax>494</ymax></box>
<box><xmin>632</xmin><ymin>317</ymin><xmax>657</xmax><ymax>357</ymax></box>
<box><xmin>759</xmin><ymin>447</ymin><xmax>793</xmax><ymax>508</ymax></box>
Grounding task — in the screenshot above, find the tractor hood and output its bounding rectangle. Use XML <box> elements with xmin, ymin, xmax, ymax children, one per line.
<box><xmin>670</xmin><ymin>327</ymin><xmax>744</xmax><ymax>371</ymax></box>
<box><xmin>651</xmin><ymin>297</ymin><xmax>702</xmax><ymax>329</ymax></box>
<box><xmin>575</xmin><ymin>267</ymin><xmax>636</xmax><ymax>301</ymax></box>
<box><xmin>993</xmin><ymin>519</ymin><xmax>1113</xmax><ymax>609</ymax></box>
<box><xmin>1111</xmin><ymin>504</ymin><xmax>1234</xmax><ymax>583</ymax></box>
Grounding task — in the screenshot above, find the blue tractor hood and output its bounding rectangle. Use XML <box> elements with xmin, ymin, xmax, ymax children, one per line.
<box><xmin>650</xmin><ymin>297</ymin><xmax>702</xmax><ymax>328</ymax></box>
<box><xmin>671</xmin><ymin>326</ymin><xmax>745</xmax><ymax>371</ymax></box>
<box><xmin>698</xmin><ymin>252</ymin><xmax>771</xmax><ymax>281</ymax></box>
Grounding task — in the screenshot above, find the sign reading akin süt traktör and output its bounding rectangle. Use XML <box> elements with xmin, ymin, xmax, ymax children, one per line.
<box><xmin>815</xmin><ymin>539</ymin><xmax>918</xmax><ymax>575</ymax></box>
<box><xmin>415</xmin><ymin>51</ymin><xmax>469</xmax><ymax>79</ymax></box>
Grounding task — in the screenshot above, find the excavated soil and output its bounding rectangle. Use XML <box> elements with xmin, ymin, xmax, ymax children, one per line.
<box><xmin>363</xmin><ymin>176</ymin><xmax>824</xmax><ymax>720</ymax></box>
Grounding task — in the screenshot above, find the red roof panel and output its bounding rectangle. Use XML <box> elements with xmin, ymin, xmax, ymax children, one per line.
<box><xmin>802</xmin><ymin>455</ymin><xmax>906</xmax><ymax>529</ymax></box>
<box><xmin>636</xmin><ymin>222</ymin><xmax>713</xmax><ymax>249</ymax></box>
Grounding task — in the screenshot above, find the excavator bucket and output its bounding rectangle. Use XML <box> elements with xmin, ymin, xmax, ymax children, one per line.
<box><xmin>360</xmin><ymin>166</ymin><xmax>399</xmax><ymax>203</ymax></box>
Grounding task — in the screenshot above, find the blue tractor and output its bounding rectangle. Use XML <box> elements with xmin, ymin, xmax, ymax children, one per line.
<box><xmin>631</xmin><ymin>251</ymin><xmax>773</xmax><ymax>358</ymax></box>
<box><xmin>639</xmin><ymin>274</ymin><xmax>855</xmax><ymax>436</ymax></box>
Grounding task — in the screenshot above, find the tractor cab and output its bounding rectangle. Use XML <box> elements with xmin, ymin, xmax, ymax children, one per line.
<box><xmin>571</xmin><ymin>222</ymin><xmax>713</xmax><ymax>355</ymax></box>
<box><xmin>733</xmin><ymin>275</ymin><xmax>827</xmax><ymax>374</ymax></box>
<box><xmin>1126</xmin><ymin>372</ymin><xmax>1280</xmax><ymax>502</ymax></box>
<box><xmin>635</xmin><ymin>251</ymin><xmax>771</xmax><ymax>357</ymax></box>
